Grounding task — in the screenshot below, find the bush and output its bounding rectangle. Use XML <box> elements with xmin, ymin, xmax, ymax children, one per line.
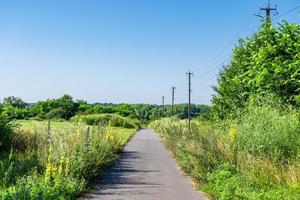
<box><xmin>71</xmin><ymin>114</ymin><xmax>141</xmax><ymax>129</ymax></box>
<box><xmin>0</xmin><ymin>114</ymin><xmax>14</xmax><ymax>151</ymax></box>
<box><xmin>236</xmin><ymin>104</ymin><xmax>300</xmax><ymax>159</ymax></box>
<box><xmin>212</xmin><ymin>22</ymin><xmax>300</xmax><ymax>119</ymax></box>
<box><xmin>44</xmin><ymin>108</ymin><xmax>65</xmax><ymax>119</ymax></box>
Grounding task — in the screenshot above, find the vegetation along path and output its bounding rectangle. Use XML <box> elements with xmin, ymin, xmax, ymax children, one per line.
<box><xmin>81</xmin><ymin>128</ymin><xmax>206</xmax><ymax>200</ymax></box>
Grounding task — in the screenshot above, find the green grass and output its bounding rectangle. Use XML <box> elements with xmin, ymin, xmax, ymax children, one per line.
<box><xmin>0</xmin><ymin>119</ymin><xmax>136</xmax><ymax>199</ymax></box>
<box><xmin>149</xmin><ymin>104</ymin><xmax>300</xmax><ymax>200</ymax></box>
<box><xmin>16</xmin><ymin>120</ymin><xmax>135</xmax><ymax>142</ymax></box>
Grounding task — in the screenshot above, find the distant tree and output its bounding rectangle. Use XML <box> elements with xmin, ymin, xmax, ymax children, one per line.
<box><xmin>31</xmin><ymin>94</ymin><xmax>78</xmax><ymax>120</ymax></box>
<box><xmin>113</xmin><ymin>104</ymin><xmax>135</xmax><ymax>117</ymax></box>
<box><xmin>56</xmin><ymin>94</ymin><xmax>77</xmax><ymax>119</ymax></box>
<box><xmin>77</xmin><ymin>100</ymin><xmax>93</xmax><ymax>113</ymax></box>
<box><xmin>133</xmin><ymin>104</ymin><xmax>155</xmax><ymax>123</ymax></box>
<box><xmin>3</xmin><ymin>96</ymin><xmax>26</xmax><ymax>108</ymax></box>
<box><xmin>1</xmin><ymin>96</ymin><xmax>30</xmax><ymax>119</ymax></box>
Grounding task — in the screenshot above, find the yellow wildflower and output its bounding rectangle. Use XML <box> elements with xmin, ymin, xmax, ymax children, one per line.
<box><xmin>58</xmin><ymin>155</ymin><xmax>64</xmax><ymax>176</ymax></box>
<box><xmin>229</xmin><ymin>127</ymin><xmax>237</xmax><ymax>143</ymax></box>
<box><xmin>105</xmin><ymin>121</ymin><xmax>115</xmax><ymax>141</ymax></box>
<box><xmin>45</xmin><ymin>144</ymin><xmax>53</xmax><ymax>181</ymax></box>
<box><xmin>65</xmin><ymin>157</ymin><xmax>70</xmax><ymax>176</ymax></box>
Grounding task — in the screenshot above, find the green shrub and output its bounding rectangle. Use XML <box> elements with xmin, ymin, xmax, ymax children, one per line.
<box><xmin>203</xmin><ymin>164</ymin><xmax>289</xmax><ymax>200</ymax></box>
<box><xmin>0</xmin><ymin>114</ymin><xmax>14</xmax><ymax>151</ymax></box>
<box><xmin>71</xmin><ymin>114</ymin><xmax>141</xmax><ymax>129</ymax></box>
<box><xmin>236</xmin><ymin>104</ymin><xmax>300</xmax><ymax>159</ymax></box>
<box><xmin>212</xmin><ymin>22</ymin><xmax>300</xmax><ymax>119</ymax></box>
<box><xmin>44</xmin><ymin>108</ymin><xmax>65</xmax><ymax>119</ymax></box>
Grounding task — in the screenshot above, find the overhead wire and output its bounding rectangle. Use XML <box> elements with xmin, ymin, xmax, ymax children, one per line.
<box><xmin>167</xmin><ymin>3</ymin><xmax>300</xmax><ymax>104</ymax></box>
<box><xmin>192</xmin><ymin>4</ymin><xmax>300</xmax><ymax>81</ymax></box>
<box><xmin>165</xmin><ymin>4</ymin><xmax>300</xmax><ymax>107</ymax></box>
<box><xmin>194</xmin><ymin>57</ymin><xmax>230</xmax><ymax>79</ymax></box>
<box><xmin>274</xmin><ymin>5</ymin><xmax>300</xmax><ymax>20</ymax></box>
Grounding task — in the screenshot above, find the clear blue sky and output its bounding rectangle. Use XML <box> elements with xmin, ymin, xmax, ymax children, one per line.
<box><xmin>0</xmin><ymin>0</ymin><xmax>299</xmax><ymax>104</ymax></box>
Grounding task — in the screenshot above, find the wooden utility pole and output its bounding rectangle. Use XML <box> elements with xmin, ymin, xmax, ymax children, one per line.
<box><xmin>260</xmin><ymin>0</ymin><xmax>277</xmax><ymax>22</ymax></box>
<box><xmin>171</xmin><ymin>86</ymin><xmax>176</xmax><ymax>115</ymax></box>
<box><xmin>186</xmin><ymin>71</ymin><xmax>193</xmax><ymax>131</ymax></box>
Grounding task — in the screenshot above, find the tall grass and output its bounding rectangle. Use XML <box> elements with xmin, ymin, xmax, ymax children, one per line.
<box><xmin>0</xmin><ymin>120</ymin><xmax>136</xmax><ymax>199</ymax></box>
<box><xmin>150</xmin><ymin>104</ymin><xmax>300</xmax><ymax>199</ymax></box>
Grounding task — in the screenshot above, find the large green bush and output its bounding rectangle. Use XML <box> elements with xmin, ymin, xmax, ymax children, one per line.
<box><xmin>212</xmin><ymin>22</ymin><xmax>300</xmax><ymax>119</ymax></box>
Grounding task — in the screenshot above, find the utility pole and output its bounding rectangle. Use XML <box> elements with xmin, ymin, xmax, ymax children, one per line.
<box><xmin>162</xmin><ymin>96</ymin><xmax>165</xmax><ymax>110</ymax></box>
<box><xmin>260</xmin><ymin>0</ymin><xmax>277</xmax><ymax>22</ymax></box>
<box><xmin>171</xmin><ymin>86</ymin><xmax>176</xmax><ymax>115</ymax></box>
<box><xmin>186</xmin><ymin>71</ymin><xmax>193</xmax><ymax>131</ymax></box>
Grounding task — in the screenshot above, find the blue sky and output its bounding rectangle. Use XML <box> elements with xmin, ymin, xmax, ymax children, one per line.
<box><xmin>0</xmin><ymin>0</ymin><xmax>299</xmax><ymax>104</ymax></box>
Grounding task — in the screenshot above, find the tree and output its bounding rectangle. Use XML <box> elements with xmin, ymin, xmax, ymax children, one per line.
<box><xmin>1</xmin><ymin>96</ymin><xmax>30</xmax><ymax>119</ymax></box>
<box><xmin>3</xmin><ymin>96</ymin><xmax>26</xmax><ymax>108</ymax></box>
<box><xmin>56</xmin><ymin>94</ymin><xmax>77</xmax><ymax>119</ymax></box>
<box><xmin>31</xmin><ymin>94</ymin><xmax>78</xmax><ymax>120</ymax></box>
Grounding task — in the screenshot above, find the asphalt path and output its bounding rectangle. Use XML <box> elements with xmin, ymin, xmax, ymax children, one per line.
<box><xmin>81</xmin><ymin>128</ymin><xmax>207</xmax><ymax>200</ymax></box>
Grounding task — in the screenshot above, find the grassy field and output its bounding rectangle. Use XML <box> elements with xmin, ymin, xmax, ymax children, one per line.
<box><xmin>0</xmin><ymin>120</ymin><xmax>136</xmax><ymax>199</ymax></box>
<box><xmin>16</xmin><ymin>120</ymin><xmax>136</xmax><ymax>144</ymax></box>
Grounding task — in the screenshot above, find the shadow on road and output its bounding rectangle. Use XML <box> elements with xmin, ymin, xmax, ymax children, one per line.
<box><xmin>84</xmin><ymin>150</ymin><xmax>163</xmax><ymax>198</ymax></box>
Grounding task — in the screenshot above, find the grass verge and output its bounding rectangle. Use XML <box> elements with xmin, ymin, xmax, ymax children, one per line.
<box><xmin>149</xmin><ymin>104</ymin><xmax>300</xmax><ymax>200</ymax></box>
<box><xmin>0</xmin><ymin>120</ymin><xmax>136</xmax><ymax>199</ymax></box>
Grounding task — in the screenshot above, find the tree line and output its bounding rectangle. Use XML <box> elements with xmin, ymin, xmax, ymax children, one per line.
<box><xmin>0</xmin><ymin>95</ymin><xmax>210</xmax><ymax>123</ymax></box>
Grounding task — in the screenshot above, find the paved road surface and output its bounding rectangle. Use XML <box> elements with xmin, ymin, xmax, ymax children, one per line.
<box><xmin>81</xmin><ymin>128</ymin><xmax>207</xmax><ymax>200</ymax></box>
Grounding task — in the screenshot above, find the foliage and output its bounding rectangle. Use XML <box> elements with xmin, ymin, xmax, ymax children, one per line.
<box><xmin>0</xmin><ymin>113</ymin><xmax>14</xmax><ymax>151</ymax></box>
<box><xmin>1</xmin><ymin>97</ymin><xmax>30</xmax><ymax>120</ymax></box>
<box><xmin>132</xmin><ymin>104</ymin><xmax>210</xmax><ymax>123</ymax></box>
<box><xmin>2</xmin><ymin>97</ymin><xmax>27</xmax><ymax>109</ymax></box>
<box><xmin>0</xmin><ymin>95</ymin><xmax>210</xmax><ymax>123</ymax></box>
<box><xmin>212</xmin><ymin>22</ymin><xmax>300</xmax><ymax>119</ymax></box>
<box><xmin>149</xmin><ymin>101</ymin><xmax>300</xmax><ymax>199</ymax></box>
<box><xmin>31</xmin><ymin>94</ymin><xmax>78</xmax><ymax>120</ymax></box>
<box><xmin>236</xmin><ymin>102</ymin><xmax>300</xmax><ymax>159</ymax></box>
<box><xmin>0</xmin><ymin>120</ymin><xmax>136</xmax><ymax>199</ymax></box>
<box><xmin>71</xmin><ymin>114</ymin><xmax>141</xmax><ymax>129</ymax></box>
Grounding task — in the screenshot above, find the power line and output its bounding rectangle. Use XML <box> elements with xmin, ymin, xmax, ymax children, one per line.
<box><xmin>193</xmin><ymin>3</ymin><xmax>300</xmax><ymax>80</ymax></box>
<box><xmin>274</xmin><ymin>5</ymin><xmax>300</xmax><ymax>20</ymax></box>
<box><xmin>203</xmin><ymin>41</ymin><xmax>233</xmax><ymax>66</ymax></box>
<box><xmin>177</xmin><ymin>78</ymin><xmax>188</xmax><ymax>92</ymax></box>
<box><xmin>194</xmin><ymin>57</ymin><xmax>230</xmax><ymax>78</ymax></box>
<box><xmin>174</xmin><ymin>76</ymin><xmax>186</xmax><ymax>90</ymax></box>
<box><xmin>191</xmin><ymin>8</ymin><xmax>260</xmax><ymax>81</ymax></box>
